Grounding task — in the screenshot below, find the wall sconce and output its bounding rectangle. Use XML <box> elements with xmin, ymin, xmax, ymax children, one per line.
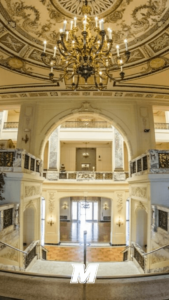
<box><xmin>98</xmin><ymin>155</ymin><xmax>101</xmax><ymax>161</ymax></box>
<box><xmin>22</xmin><ymin>134</ymin><xmax>29</xmax><ymax>144</ymax></box>
<box><xmin>116</xmin><ymin>216</ymin><xmax>123</xmax><ymax>227</ymax></box>
<box><xmin>103</xmin><ymin>203</ymin><xmax>109</xmax><ymax>210</ymax></box>
<box><xmin>48</xmin><ymin>216</ymin><xmax>54</xmax><ymax>226</ymax></box>
<box><xmin>63</xmin><ymin>202</ymin><xmax>68</xmax><ymax>210</ymax></box>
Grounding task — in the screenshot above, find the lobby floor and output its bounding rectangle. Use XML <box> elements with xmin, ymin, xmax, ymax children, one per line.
<box><xmin>60</xmin><ymin>221</ymin><xmax>110</xmax><ymax>243</ymax></box>
<box><xmin>45</xmin><ymin>245</ymin><xmax>125</xmax><ymax>262</ymax></box>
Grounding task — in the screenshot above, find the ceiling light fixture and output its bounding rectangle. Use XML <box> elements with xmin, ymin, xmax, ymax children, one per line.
<box><xmin>41</xmin><ymin>1</ymin><xmax>130</xmax><ymax>91</ymax></box>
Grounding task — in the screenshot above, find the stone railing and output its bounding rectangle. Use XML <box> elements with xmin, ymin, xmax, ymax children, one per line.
<box><xmin>43</xmin><ymin>170</ymin><xmax>129</xmax><ymax>181</ymax></box>
<box><xmin>0</xmin><ymin>149</ymin><xmax>42</xmax><ymax>175</ymax></box>
<box><xmin>132</xmin><ymin>243</ymin><xmax>146</xmax><ymax>272</ymax></box>
<box><xmin>60</xmin><ymin>121</ymin><xmax>112</xmax><ymax>129</ymax></box>
<box><xmin>130</xmin><ymin>149</ymin><xmax>169</xmax><ymax>176</ymax></box>
<box><xmin>154</xmin><ymin>123</ymin><xmax>169</xmax><ymax>130</ymax></box>
<box><xmin>3</xmin><ymin>122</ymin><xmax>19</xmax><ymax>129</ymax></box>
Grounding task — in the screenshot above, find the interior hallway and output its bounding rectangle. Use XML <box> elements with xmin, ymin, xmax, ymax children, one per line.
<box><xmin>60</xmin><ymin>221</ymin><xmax>111</xmax><ymax>243</ymax></box>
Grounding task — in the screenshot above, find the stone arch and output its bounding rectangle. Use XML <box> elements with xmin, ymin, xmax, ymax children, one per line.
<box><xmin>39</xmin><ymin>103</ymin><xmax>133</xmax><ymax>160</ymax></box>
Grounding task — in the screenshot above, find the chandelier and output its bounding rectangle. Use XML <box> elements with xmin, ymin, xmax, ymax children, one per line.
<box><xmin>41</xmin><ymin>2</ymin><xmax>130</xmax><ymax>90</ymax></box>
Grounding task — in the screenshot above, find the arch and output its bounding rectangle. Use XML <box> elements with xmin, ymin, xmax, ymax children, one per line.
<box><xmin>39</xmin><ymin>108</ymin><xmax>132</xmax><ymax>160</ymax></box>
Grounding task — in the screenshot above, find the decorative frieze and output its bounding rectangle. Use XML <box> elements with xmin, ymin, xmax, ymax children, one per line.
<box><xmin>25</xmin><ymin>186</ymin><xmax>40</xmax><ymax>198</ymax></box>
<box><xmin>131</xmin><ymin>187</ymin><xmax>147</xmax><ymax>198</ymax></box>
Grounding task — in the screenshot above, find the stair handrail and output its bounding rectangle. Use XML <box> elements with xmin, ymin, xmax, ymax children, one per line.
<box><xmin>143</xmin><ymin>243</ymin><xmax>169</xmax><ymax>256</ymax></box>
<box><xmin>121</xmin><ymin>245</ymin><xmax>133</xmax><ymax>253</ymax></box>
<box><xmin>36</xmin><ymin>244</ymin><xmax>48</xmax><ymax>252</ymax></box>
<box><xmin>0</xmin><ymin>241</ymin><xmax>27</xmax><ymax>254</ymax></box>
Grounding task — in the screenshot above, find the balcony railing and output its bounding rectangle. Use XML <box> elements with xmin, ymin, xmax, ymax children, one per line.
<box><xmin>60</xmin><ymin>121</ymin><xmax>112</xmax><ymax>129</ymax></box>
<box><xmin>0</xmin><ymin>149</ymin><xmax>42</xmax><ymax>174</ymax></box>
<box><xmin>3</xmin><ymin>122</ymin><xmax>19</xmax><ymax>129</ymax></box>
<box><xmin>154</xmin><ymin>123</ymin><xmax>169</xmax><ymax>129</ymax></box>
<box><xmin>130</xmin><ymin>150</ymin><xmax>169</xmax><ymax>176</ymax></box>
<box><xmin>43</xmin><ymin>170</ymin><xmax>129</xmax><ymax>181</ymax></box>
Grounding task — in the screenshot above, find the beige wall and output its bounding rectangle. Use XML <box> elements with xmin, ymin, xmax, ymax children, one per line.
<box><xmin>7</xmin><ymin>110</ymin><xmax>20</xmax><ymax>122</ymax></box>
<box><xmin>60</xmin><ymin>142</ymin><xmax>112</xmax><ymax>171</ymax></box>
<box><xmin>153</xmin><ymin>111</ymin><xmax>166</xmax><ymax>123</ymax></box>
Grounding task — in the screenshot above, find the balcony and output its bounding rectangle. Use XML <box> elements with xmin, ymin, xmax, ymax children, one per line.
<box><xmin>60</xmin><ymin>121</ymin><xmax>112</xmax><ymax>129</ymax></box>
<box><xmin>3</xmin><ymin>122</ymin><xmax>19</xmax><ymax>129</ymax></box>
<box><xmin>0</xmin><ymin>149</ymin><xmax>42</xmax><ymax>175</ymax></box>
<box><xmin>130</xmin><ymin>149</ymin><xmax>169</xmax><ymax>177</ymax></box>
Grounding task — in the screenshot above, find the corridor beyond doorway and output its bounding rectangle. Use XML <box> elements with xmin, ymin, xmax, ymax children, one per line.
<box><xmin>60</xmin><ymin>197</ymin><xmax>111</xmax><ymax>243</ymax></box>
<box><xmin>60</xmin><ymin>221</ymin><xmax>110</xmax><ymax>243</ymax></box>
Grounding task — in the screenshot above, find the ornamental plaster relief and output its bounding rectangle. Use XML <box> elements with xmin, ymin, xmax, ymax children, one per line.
<box><xmin>25</xmin><ymin>186</ymin><xmax>40</xmax><ymax>198</ymax></box>
<box><xmin>48</xmin><ymin>192</ymin><xmax>56</xmax><ymax>214</ymax></box>
<box><xmin>135</xmin><ymin>201</ymin><xmax>147</xmax><ymax>213</ymax></box>
<box><xmin>116</xmin><ymin>193</ymin><xmax>123</xmax><ymax>214</ymax></box>
<box><xmin>131</xmin><ymin>187</ymin><xmax>147</xmax><ymax>199</ymax></box>
<box><xmin>23</xmin><ymin>199</ymin><xmax>37</xmax><ymax>212</ymax></box>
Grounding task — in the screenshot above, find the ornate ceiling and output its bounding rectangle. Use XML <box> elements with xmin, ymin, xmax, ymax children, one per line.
<box><xmin>0</xmin><ymin>0</ymin><xmax>169</xmax><ymax>100</ymax></box>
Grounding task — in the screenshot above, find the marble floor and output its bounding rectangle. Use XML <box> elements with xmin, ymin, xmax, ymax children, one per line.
<box><xmin>60</xmin><ymin>221</ymin><xmax>110</xmax><ymax>243</ymax></box>
<box><xmin>29</xmin><ymin>260</ymin><xmax>141</xmax><ymax>276</ymax></box>
<box><xmin>45</xmin><ymin>245</ymin><xmax>125</xmax><ymax>262</ymax></box>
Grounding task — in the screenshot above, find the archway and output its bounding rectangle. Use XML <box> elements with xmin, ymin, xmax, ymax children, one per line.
<box><xmin>42</xmin><ymin>112</ymin><xmax>131</xmax><ymax>176</ymax></box>
<box><xmin>40</xmin><ymin>110</ymin><xmax>132</xmax><ymax>161</ymax></box>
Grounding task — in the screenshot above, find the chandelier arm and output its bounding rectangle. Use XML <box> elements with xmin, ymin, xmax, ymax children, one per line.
<box><xmin>57</xmin><ymin>41</ymin><xmax>72</xmax><ymax>58</ymax></box>
<box><xmin>105</xmin><ymin>40</ymin><xmax>113</xmax><ymax>56</ymax></box>
<box><xmin>94</xmin><ymin>74</ymin><xmax>104</xmax><ymax>91</ymax></box>
<box><xmin>95</xmin><ymin>31</ymin><xmax>105</xmax><ymax>54</ymax></box>
<box><xmin>105</xmin><ymin>70</ymin><xmax>116</xmax><ymax>81</ymax></box>
<box><xmin>60</xmin><ymin>34</ymin><xmax>69</xmax><ymax>53</ymax></box>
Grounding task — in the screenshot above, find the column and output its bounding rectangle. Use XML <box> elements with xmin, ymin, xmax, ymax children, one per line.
<box><xmin>110</xmin><ymin>192</ymin><xmax>126</xmax><ymax>246</ymax></box>
<box><xmin>0</xmin><ymin>111</ymin><xmax>8</xmax><ymax>139</ymax></box>
<box><xmin>113</xmin><ymin>128</ymin><xmax>125</xmax><ymax>181</ymax></box>
<box><xmin>47</xmin><ymin>128</ymin><xmax>59</xmax><ymax>180</ymax></box>
<box><xmin>165</xmin><ymin>111</ymin><xmax>169</xmax><ymax>123</ymax></box>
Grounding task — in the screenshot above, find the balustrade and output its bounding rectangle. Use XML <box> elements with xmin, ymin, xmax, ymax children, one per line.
<box><xmin>60</xmin><ymin>121</ymin><xmax>112</xmax><ymax>129</ymax></box>
<box><xmin>154</xmin><ymin>123</ymin><xmax>169</xmax><ymax>130</ymax></box>
<box><xmin>0</xmin><ymin>149</ymin><xmax>42</xmax><ymax>175</ymax></box>
<box><xmin>3</xmin><ymin>122</ymin><xmax>19</xmax><ymax>129</ymax></box>
<box><xmin>44</xmin><ymin>170</ymin><xmax>129</xmax><ymax>181</ymax></box>
<box><xmin>130</xmin><ymin>149</ymin><xmax>169</xmax><ymax>176</ymax></box>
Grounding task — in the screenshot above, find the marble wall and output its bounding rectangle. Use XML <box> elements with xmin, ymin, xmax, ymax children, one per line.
<box><xmin>49</xmin><ymin>128</ymin><xmax>58</xmax><ymax>169</ymax></box>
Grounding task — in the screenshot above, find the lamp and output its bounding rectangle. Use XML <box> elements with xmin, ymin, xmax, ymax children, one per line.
<box><xmin>63</xmin><ymin>202</ymin><xmax>68</xmax><ymax>209</ymax></box>
<box><xmin>103</xmin><ymin>203</ymin><xmax>109</xmax><ymax>210</ymax></box>
<box><xmin>41</xmin><ymin>0</ymin><xmax>130</xmax><ymax>91</ymax></box>
<box><xmin>116</xmin><ymin>216</ymin><xmax>123</xmax><ymax>227</ymax></box>
<box><xmin>48</xmin><ymin>216</ymin><xmax>54</xmax><ymax>226</ymax></box>
<box><xmin>82</xmin><ymin>142</ymin><xmax>89</xmax><ymax>158</ymax></box>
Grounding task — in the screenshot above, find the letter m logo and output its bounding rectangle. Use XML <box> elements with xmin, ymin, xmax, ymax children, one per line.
<box><xmin>70</xmin><ymin>263</ymin><xmax>99</xmax><ymax>284</ymax></box>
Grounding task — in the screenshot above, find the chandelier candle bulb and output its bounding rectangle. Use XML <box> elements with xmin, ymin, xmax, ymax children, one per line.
<box><xmin>109</xmin><ymin>29</ymin><xmax>112</xmax><ymax>39</ymax></box>
<box><xmin>124</xmin><ymin>39</ymin><xmax>128</xmax><ymax>51</ymax></box>
<box><xmin>63</xmin><ymin>20</ymin><xmax>67</xmax><ymax>32</ymax></box>
<box><xmin>74</xmin><ymin>17</ymin><xmax>77</xmax><ymax>27</ymax></box>
<box><xmin>83</xmin><ymin>20</ymin><xmax>87</xmax><ymax>31</ymax></box>
<box><xmin>70</xmin><ymin>20</ymin><xmax>73</xmax><ymax>30</ymax></box>
<box><xmin>95</xmin><ymin>17</ymin><xmax>98</xmax><ymax>27</ymax></box>
<box><xmin>116</xmin><ymin>45</ymin><xmax>120</xmax><ymax>56</ymax></box>
<box><xmin>66</xmin><ymin>31</ymin><xmax>69</xmax><ymax>41</ymax></box>
<box><xmin>43</xmin><ymin>40</ymin><xmax>47</xmax><ymax>53</ymax></box>
<box><xmin>53</xmin><ymin>46</ymin><xmax>57</xmax><ymax>58</ymax></box>
<box><xmin>99</xmin><ymin>71</ymin><xmax>102</xmax><ymax>83</ymax></box>
<box><xmin>99</xmin><ymin>19</ymin><xmax>104</xmax><ymax>30</ymax></box>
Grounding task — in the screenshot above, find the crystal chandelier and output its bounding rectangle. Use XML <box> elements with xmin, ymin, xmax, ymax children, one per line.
<box><xmin>41</xmin><ymin>2</ymin><xmax>130</xmax><ymax>90</ymax></box>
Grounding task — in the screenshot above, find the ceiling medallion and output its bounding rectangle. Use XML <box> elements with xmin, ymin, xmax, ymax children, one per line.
<box><xmin>41</xmin><ymin>1</ymin><xmax>130</xmax><ymax>90</ymax></box>
<box><xmin>51</xmin><ymin>0</ymin><xmax>120</xmax><ymax>16</ymax></box>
